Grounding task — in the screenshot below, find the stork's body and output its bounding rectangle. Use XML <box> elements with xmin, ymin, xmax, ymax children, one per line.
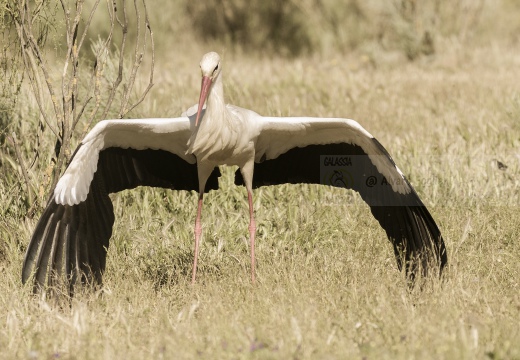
<box><xmin>187</xmin><ymin>53</ymin><xmax>261</xmax><ymax>283</ymax></box>
<box><xmin>23</xmin><ymin>52</ymin><xmax>447</xmax><ymax>293</ymax></box>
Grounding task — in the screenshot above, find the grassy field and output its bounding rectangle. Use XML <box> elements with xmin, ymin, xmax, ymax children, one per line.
<box><xmin>1</xmin><ymin>1</ymin><xmax>520</xmax><ymax>359</ymax></box>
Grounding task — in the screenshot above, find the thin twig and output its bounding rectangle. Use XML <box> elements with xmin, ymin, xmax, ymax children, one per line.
<box><xmin>71</xmin><ymin>0</ymin><xmax>101</xmax><ymax>133</ymax></box>
<box><xmin>101</xmin><ymin>0</ymin><xmax>128</xmax><ymax>120</ymax></box>
<box><xmin>75</xmin><ymin>0</ymin><xmax>101</xmax><ymax>56</ymax></box>
<box><xmin>17</xmin><ymin>24</ymin><xmax>59</xmax><ymax>138</ymax></box>
<box><xmin>119</xmin><ymin>0</ymin><xmax>143</xmax><ymax>116</ymax></box>
<box><xmin>124</xmin><ymin>0</ymin><xmax>155</xmax><ymax>115</ymax></box>
<box><xmin>74</xmin><ymin>96</ymin><xmax>93</xmax><ymax>130</ymax></box>
<box><xmin>84</xmin><ymin>0</ymin><xmax>117</xmax><ymax>128</ymax></box>
<box><xmin>21</xmin><ymin>21</ymin><xmax>63</xmax><ymax>130</ymax></box>
<box><xmin>8</xmin><ymin>132</ymin><xmax>34</xmax><ymax>205</ymax></box>
<box><xmin>15</xmin><ymin>3</ymin><xmax>55</xmax><ymax>138</ymax></box>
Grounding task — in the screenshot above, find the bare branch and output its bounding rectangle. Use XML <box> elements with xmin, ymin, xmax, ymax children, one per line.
<box><xmin>124</xmin><ymin>0</ymin><xmax>155</xmax><ymax>115</ymax></box>
<box><xmin>101</xmin><ymin>0</ymin><xmax>129</xmax><ymax>120</ymax></box>
<box><xmin>73</xmin><ymin>64</ymin><xmax>96</xmax><ymax>130</ymax></box>
<box><xmin>76</xmin><ymin>0</ymin><xmax>101</xmax><ymax>57</ymax></box>
<box><xmin>7</xmin><ymin>132</ymin><xmax>34</xmax><ymax>205</ymax></box>
<box><xmin>83</xmin><ymin>0</ymin><xmax>117</xmax><ymax>127</ymax></box>
<box><xmin>59</xmin><ymin>0</ymin><xmax>71</xmax><ymax>48</ymax></box>
<box><xmin>13</xmin><ymin>0</ymin><xmax>156</xmax><ymax>195</ymax></box>
<box><xmin>70</xmin><ymin>0</ymin><xmax>101</xmax><ymax>131</ymax></box>
<box><xmin>19</xmin><ymin>19</ymin><xmax>63</xmax><ymax>131</ymax></box>
<box><xmin>118</xmin><ymin>0</ymin><xmax>143</xmax><ymax>116</ymax></box>
<box><xmin>74</xmin><ymin>96</ymin><xmax>92</xmax><ymax>129</ymax></box>
<box><xmin>17</xmin><ymin>24</ymin><xmax>59</xmax><ymax>138</ymax></box>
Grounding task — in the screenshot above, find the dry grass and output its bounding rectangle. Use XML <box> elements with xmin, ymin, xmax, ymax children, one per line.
<box><xmin>1</xmin><ymin>1</ymin><xmax>520</xmax><ymax>359</ymax></box>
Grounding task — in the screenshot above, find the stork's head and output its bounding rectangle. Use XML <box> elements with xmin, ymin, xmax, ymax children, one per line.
<box><xmin>195</xmin><ymin>52</ymin><xmax>221</xmax><ymax>127</ymax></box>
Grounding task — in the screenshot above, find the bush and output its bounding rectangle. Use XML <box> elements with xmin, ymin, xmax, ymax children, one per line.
<box><xmin>186</xmin><ymin>0</ymin><xmax>314</xmax><ymax>57</ymax></box>
<box><xmin>185</xmin><ymin>0</ymin><xmax>493</xmax><ymax>59</ymax></box>
<box><xmin>0</xmin><ymin>2</ymin><xmax>24</xmax><ymax>142</ymax></box>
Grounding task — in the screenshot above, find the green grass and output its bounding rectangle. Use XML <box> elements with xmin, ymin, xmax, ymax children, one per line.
<box><xmin>2</xmin><ymin>2</ymin><xmax>520</xmax><ymax>359</ymax></box>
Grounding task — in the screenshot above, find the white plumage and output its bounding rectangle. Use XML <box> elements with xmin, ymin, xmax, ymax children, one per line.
<box><xmin>253</xmin><ymin>117</ymin><xmax>412</xmax><ymax>195</ymax></box>
<box><xmin>23</xmin><ymin>52</ymin><xmax>447</xmax><ymax>293</ymax></box>
<box><xmin>54</xmin><ymin>119</ymin><xmax>195</xmax><ymax>205</ymax></box>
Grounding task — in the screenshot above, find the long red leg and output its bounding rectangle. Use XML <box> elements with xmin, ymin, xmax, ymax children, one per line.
<box><xmin>192</xmin><ymin>193</ymin><xmax>204</xmax><ymax>284</ymax></box>
<box><xmin>248</xmin><ymin>191</ymin><xmax>256</xmax><ymax>283</ymax></box>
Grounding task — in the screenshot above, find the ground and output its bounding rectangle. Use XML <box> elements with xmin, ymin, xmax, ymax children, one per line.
<box><xmin>1</xmin><ymin>2</ymin><xmax>520</xmax><ymax>359</ymax></box>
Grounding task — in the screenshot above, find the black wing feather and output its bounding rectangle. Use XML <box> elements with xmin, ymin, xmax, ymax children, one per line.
<box><xmin>235</xmin><ymin>142</ymin><xmax>447</xmax><ymax>278</ymax></box>
<box><xmin>23</xmin><ymin>147</ymin><xmax>221</xmax><ymax>293</ymax></box>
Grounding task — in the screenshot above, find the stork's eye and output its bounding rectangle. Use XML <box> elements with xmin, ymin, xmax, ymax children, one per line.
<box><xmin>213</xmin><ymin>64</ymin><xmax>219</xmax><ymax>73</ymax></box>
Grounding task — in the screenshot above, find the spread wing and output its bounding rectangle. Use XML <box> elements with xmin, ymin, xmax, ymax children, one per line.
<box><xmin>236</xmin><ymin>117</ymin><xmax>447</xmax><ymax>278</ymax></box>
<box><xmin>23</xmin><ymin>118</ymin><xmax>220</xmax><ymax>294</ymax></box>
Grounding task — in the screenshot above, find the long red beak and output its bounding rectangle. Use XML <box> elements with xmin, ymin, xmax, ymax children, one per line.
<box><xmin>195</xmin><ymin>76</ymin><xmax>212</xmax><ymax>127</ymax></box>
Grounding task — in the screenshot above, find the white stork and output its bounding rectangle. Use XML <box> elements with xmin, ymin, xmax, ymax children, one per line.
<box><xmin>22</xmin><ymin>52</ymin><xmax>447</xmax><ymax>293</ymax></box>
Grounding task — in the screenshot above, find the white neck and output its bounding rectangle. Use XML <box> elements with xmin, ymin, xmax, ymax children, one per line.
<box><xmin>187</xmin><ymin>73</ymin><xmax>239</xmax><ymax>160</ymax></box>
<box><xmin>205</xmin><ymin>74</ymin><xmax>228</xmax><ymax>125</ymax></box>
